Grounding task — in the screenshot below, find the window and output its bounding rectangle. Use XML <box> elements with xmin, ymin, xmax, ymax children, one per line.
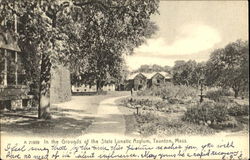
<box><xmin>157</xmin><ymin>79</ymin><xmax>160</xmax><ymax>83</ymax></box>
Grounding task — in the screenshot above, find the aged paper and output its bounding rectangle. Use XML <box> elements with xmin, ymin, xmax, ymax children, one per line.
<box><xmin>1</xmin><ymin>0</ymin><xmax>249</xmax><ymax>160</ymax></box>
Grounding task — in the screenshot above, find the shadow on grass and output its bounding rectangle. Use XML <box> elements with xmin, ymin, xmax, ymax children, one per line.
<box><xmin>0</xmin><ymin>107</ymin><xmax>95</xmax><ymax>137</ymax></box>
<box><xmin>1</xmin><ymin>115</ymin><xmax>94</xmax><ymax>137</ymax></box>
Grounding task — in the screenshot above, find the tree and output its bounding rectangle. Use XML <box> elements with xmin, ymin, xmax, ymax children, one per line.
<box><xmin>163</xmin><ymin>65</ymin><xmax>171</xmax><ymax>73</ymax></box>
<box><xmin>1</xmin><ymin>0</ymin><xmax>160</xmax><ymax>118</ymax></box>
<box><xmin>132</xmin><ymin>64</ymin><xmax>171</xmax><ymax>73</ymax></box>
<box><xmin>172</xmin><ymin>60</ymin><xmax>196</xmax><ymax>86</ymax></box>
<box><xmin>70</xmin><ymin>0</ymin><xmax>160</xmax><ymax>91</ymax></box>
<box><xmin>191</xmin><ymin>62</ymin><xmax>206</xmax><ymax>88</ymax></box>
<box><xmin>172</xmin><ymin>60</ymin><xmax>206</xmax><ymax>87</ymax></box>
<box><xmin>133</xmin><ymin>64</ymin><xmax>151</xmax><ymax>73</ymax></box>
<box><xmin>205</xmin><ymin>40</ymin><xmax>249</xmax><ymax>98</ymax></box>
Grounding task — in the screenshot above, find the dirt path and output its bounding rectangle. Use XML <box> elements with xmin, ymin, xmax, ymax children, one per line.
<box><xmin>1</xmin><ymin>92</ymin><xmax>130</xmax><ymax>137</ymax></box>
<box><xmin>86</xmin><ymin>96</ymin><xmax>127</xmax><ymax>135</ymax></box>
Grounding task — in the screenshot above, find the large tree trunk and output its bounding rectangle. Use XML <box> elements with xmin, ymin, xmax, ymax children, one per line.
<box><xmin>38</xmin><ymin>54</ymin><xmax>52</xmax><ymax>119</ymax></box>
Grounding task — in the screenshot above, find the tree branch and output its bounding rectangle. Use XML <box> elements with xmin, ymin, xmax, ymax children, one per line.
<box><xmin>72</xmin><ymin>0</ymin><xmax>130</xmax><ymax>10</ymax></box>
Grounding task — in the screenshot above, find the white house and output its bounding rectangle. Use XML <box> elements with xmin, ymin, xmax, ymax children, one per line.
<box><xmin>72</xmin><ymin>83</ymin><xmax>115</xmax><ymax>93</ymax></box>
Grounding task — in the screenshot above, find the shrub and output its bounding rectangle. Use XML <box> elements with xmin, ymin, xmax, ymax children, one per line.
<box><xmin>157</xmin><ymin>120</ymin><xmax>215</xmax><ymax>136</ymax></box>
<box><xmin>205</xmin><ymin>87</ymin><xmax>234</xmax><ymax>102</ymax></box>
<box><xmin>135</xmin><ymin>112</ymin><xmax>160</xmax><ymax>136</ymax></box>
<box><xmin>121</xmin><ymin>96</ymin><xmax>164</xmax><ymax>109</ymax></box>
<box><xmin>137</xmin><ymin>83</ymin><xmax>199</xmax><ymax>104</ymax></box>
<box><xmin>121</xmin><ymin>96</ymin><xmax>187</xmax><ymax>113</ymax></box>
<box><xmin>228</xmin><ymin>104</ymin><xmax>249</xmax><ymax>116</ymax></box>
<box><xmin>183</xmin><ymin>101</ymin><xmax>230</xmax><ymax>125</ymax></box>
<box><xmin>134</xmin><ymin>111</ymin><xmax>215</xmax><ymax>136</ymax></box>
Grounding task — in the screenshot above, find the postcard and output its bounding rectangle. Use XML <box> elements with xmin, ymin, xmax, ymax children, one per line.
<box><xmin>0</xmin><ymin>0</ymin><xmax>249</xmax><ymax>159</ymax></box>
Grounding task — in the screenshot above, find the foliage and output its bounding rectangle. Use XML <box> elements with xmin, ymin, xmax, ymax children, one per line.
<box><xmin>183</xmin><ymin>101</ymin><xmax>230</xmax><ymax>125</ymax></box>
<box><xmin>156</xmin><ymin>120</ymin><xmax>215</xmax><ymax>136</ymax></box>
<box><xmin>0</xmin><ymin>0</ymin><xmax>160</xmax><ymax>118</ymax></box>
<box><xmin>172</xmin><ymin>60</ymin><xmax>206</xmax><ymax>87</ymax></box>
<box><xmin>205</xmin><ymin>40</ymin><xmax>249</xmax><ymax>98</ymax></box>
<box><xmin>69</xmin><ymin>0</ymin><xmax>160</xmax><ymax>90</ymax></box>
<box><xmin>121</xmin><ymin>96</ymin><xmax>187</xmax><ymax>113</ymax></box>
<box><xmin>137</xmin><ymin>83</ymin><xmax>198</xmax><ymax>104</ymax></box>
<box><xmin>183</xmin><ymin>98</ymin><xmax>248</xmax><ymax>129</ymax></box>
<box><xmin>134</xmin><ymin>111</ymin><xmax>214</xmax><ymax>136</ymax></box>
<box><xmin>227</xmin><ymin>104</ymin><xmax>249</xmax><ymax>116</ymax></box>
<box><xmin>132</xmin><ymin>64</ymin><xmax>171</xmax><ymax>73</ymax></box>
<box><xmin>205</xmin><ymin>87</ymin><xmax>234</xmax><ymax>102</ymax></box>
<box><xmin>134</xmin><ymin>111</ymin><xmax>159</xmax><ymax>136</ymax></box>
<box><xmin>121</xmin><ymin>96</ymin><xmax>165</xmax><ymax>110</ymax></box>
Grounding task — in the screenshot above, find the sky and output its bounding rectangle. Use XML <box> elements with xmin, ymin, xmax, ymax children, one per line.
<box><xmin>125</xmin><ymin>1</ymin><xmax>248</xmax><ymax>71</ymax></box>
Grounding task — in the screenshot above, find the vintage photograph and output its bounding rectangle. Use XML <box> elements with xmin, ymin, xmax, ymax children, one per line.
<box><xmin>0</xmin><ymin>0</ymin><xmax>249</xmax><ymax>159</ymax></box>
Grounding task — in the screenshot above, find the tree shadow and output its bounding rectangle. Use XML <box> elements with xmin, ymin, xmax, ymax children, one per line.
<box><xmin>0</xmin><ymin>107</ymin><xmax>95</xmax><ymax>137</ymax></box>
<box><xmin>1</xmin><ymin>115</ymin><xmax>95</xmax><ymax>137</ymax></box>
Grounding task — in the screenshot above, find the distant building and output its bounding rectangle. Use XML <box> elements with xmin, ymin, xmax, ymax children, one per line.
<box><xmin>127</xmin><ymin>73</ymin><xmax>147</xmax><ymax>91</ymax></box>
<box><xmin>126</xmin><ymin>72</ymin><xmax>172</xmax><ymax>91</ymax></box>
<box><xmin>72</xmin><ymin>83</ymin><xmax>116</xmax><ymax>94</ymax></box>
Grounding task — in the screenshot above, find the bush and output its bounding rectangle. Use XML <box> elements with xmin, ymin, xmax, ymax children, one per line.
<box><xmin>183</xmin><ymin>101</ymin><xmax>230</xmax><ymax>125</ymax></box>
<box><xmin>121</xmin><ymin>96</ymin><xmax>187</xmax><ymax>113</ymax></box>
<box><xmin>137</xmin><ymin>83</ymin><xmax>199</xmax><ymax>104</ymax></box>
<box><xmin>134</xmin><ymin>111</ymin><xmax>215</xmax><ymax>136</ymax></box>
<box><xmin>228</xmin><ymin>104</ymin><xmax>249</xmax><ymax>116</ymax></box>
<box><xmin>157</xmin><ymin>120</ymin><xmax>215</xmax><ymax>136</ymax></box>
<box><xmin>205</xmin><ymin>87</ymin><xmax>234</xmax><ymax>102</ymax></box>
<box><xmin>135</xmin><ymin>112</ymin><xmax>160</xmax><ymax>136</ymax></box>
<box><xmin>121</xmin><ymin>96</ymin><xmax>167</xmax><ymax>110</ymax></box>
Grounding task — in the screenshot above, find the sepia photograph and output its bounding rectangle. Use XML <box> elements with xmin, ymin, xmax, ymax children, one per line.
<box><xmin>0</xmin><ymin>0</ymin><xmax>249</xmax><ymax>159</ymax></box>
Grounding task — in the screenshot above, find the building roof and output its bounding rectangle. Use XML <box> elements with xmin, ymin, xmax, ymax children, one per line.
<box><xmin>158</xmin><ymin>72</ymin><xmax>172</xmax><ymax>79</ymax></box>
<box><xmin>0</xmin><ymin>29</ymin><xmax>21</xmax><ymax>52</ymax></box>
<box><xmin>128</xmin><ymin>72</ymin><xmax>172</xmax><ymax>80</ymax></box>
<box><xmin>127</xmin><ymin>73</ymin><xmax>145</xmax><ymax>80</ymax></box>
<box><xmin>142</xmin><ymin>73</ymin><xmax>156</xmax><ymax>79</ymax></box>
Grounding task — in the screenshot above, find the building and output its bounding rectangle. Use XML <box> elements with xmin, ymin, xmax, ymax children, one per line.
<box><xmin>145</xmin><ymin>72</ymin><xmax>166</xmax><ymax>88</ymax></box>
<box><xmin>72</xmin><ymin>83</ymin><xmax>116</xmax><ymax>94</ymax></box>
<box><xmin>127</xmin><ymin>73</ymin><xmax>148</xmax><ymax>91</ymax></box>
<box><xmin>126</xmin><ymin>72</ymin><xmax>172</xmax><ymax>91</ymax></box>
<box><xmin>0</xmin><ymin>29</ymin><xmax>32</xmax><ymax>110</ymax></box>
<box><xmin>0</xmin><ymin>29</ymin><xmax>72</xmax><ymax>110</ymax></box>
